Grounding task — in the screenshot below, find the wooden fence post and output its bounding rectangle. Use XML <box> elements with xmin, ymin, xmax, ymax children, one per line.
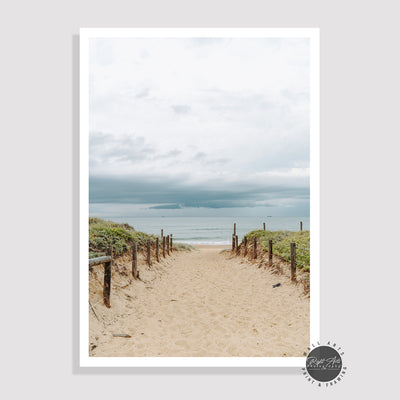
<box><xmin>147</xmin><ymin>240</ymin><xmax>151</xmax><ymax>266</ymax></box>
<box><xmin>253</xmin><ymin>237</ymin><xmax>257</xmax><ymax>259</ymax></box>
<box><xmin>244</xmin><ymin>236</ymin><xmax>247</xmax><ymax>256</ymax></box>
<box><xmin>167</xmin><ymin>235</ymin><xmax>170</xmax><ymax>255</ymax></box>
<box><xmin>232</xmin><ymin>235</ymin><xmax>235</xmax><ymax>251</ymax></box>
<box><xmin>162</xmin><ymin>236</ymin><xmax>166</xmax><ymax>258</ymax></box>
<box><xmin>132</xmin><ymin>242</ymin><xmax>138</xmax><ymax>279</ymax></box>
<box><xmin>268</xmin><ymin>239</ymin><xmax>273</xmax><ymax>266</ymax></box>
<box><xmin>263</xmin><ymin>222</ymin><xmax>266</xmax><ymax>231</ymax></box>
<box><xmin>156</xmin><ymin>237</ymin><xmax>159</xmax><ymax>262</ymax></box>
<box><xmin>290</xmin><ymin>242</ymin><xmax>296</xmax><ymax>281</ymax></box>
<box><xmin>170</xmin><ymin>234</ymin><xmax>173</xmax><ymax>252</ymax></box>
<box><xmin>161</xmin><ymin>229</ymin><xmax>163</xmax><ymax>238</ymax></box>
<box><xmin>234</xmin><ymin>223</ymin><xmax>236</xmax><ymax>236</ymax></box>
<box><xmin>104</xmin><ymin>246</ymin><xmax>112</xmax><ymax>308</ymax></box>
<box><xmin>235</xmin><ymin>235</ymin><xmax>239</xmax><ymax>254</ymax></box>
<box><xmin>300</xmin><ymin>221</ymin><xmax>303</xmax><ymax>232</ymax></box>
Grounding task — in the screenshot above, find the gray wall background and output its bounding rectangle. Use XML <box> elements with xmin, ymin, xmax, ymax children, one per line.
<box><xmin>1</xmin><ymin>0</ymin><xmax>399</xmax><ymax>398</ymax></box>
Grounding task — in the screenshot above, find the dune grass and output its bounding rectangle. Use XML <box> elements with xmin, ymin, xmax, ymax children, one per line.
<box><xmin>89</xmin><ymin>217</ymin><xmax>194</xmax><ymax>257</ymax></box>
<box><xmin>244</xmin><ymin>230</ymin><xmax>310</xmax><ymax>271</ymax></box>
<box><xmin>89</xmin><ymin>217</ymin><xmax>156</xmax><ymax>257</ymax></box>
<box><xmin>172</xmin><ymin>243</ymin><xmax>196</xmax><ymax>251</ymax></box>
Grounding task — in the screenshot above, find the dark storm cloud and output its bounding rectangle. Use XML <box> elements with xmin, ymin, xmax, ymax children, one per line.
<box><xmin>149</xmin><ymin>204</ymin><xmax>183</xmax><ymax>210</ymax></box>
<box><xmin>89</xmin><ymin>175</ymin><xmax>309</xmax><ymax>209</ymax></box>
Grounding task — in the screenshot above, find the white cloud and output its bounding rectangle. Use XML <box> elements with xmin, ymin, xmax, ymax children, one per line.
<box><xmin>89</xmin><ymin>37</ymin><xmax>310</xmax><ymax>214</ymax></box>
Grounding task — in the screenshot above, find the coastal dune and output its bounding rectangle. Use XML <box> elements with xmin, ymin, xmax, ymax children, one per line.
<box><xmin>89</xmin><ymin>245</ymin><xmax>310</xmax><ymax>357</ymax></box>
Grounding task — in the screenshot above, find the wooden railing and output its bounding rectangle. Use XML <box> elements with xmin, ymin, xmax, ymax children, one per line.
<box><xmin>231</xmin><ymin>222</ymin><xmax>308</xmax><ymax>281</ymax></box>
<box><xmin>89</xmin><ymin>231</ymin><xmax>174</xmax><ymax>309</ymax></box>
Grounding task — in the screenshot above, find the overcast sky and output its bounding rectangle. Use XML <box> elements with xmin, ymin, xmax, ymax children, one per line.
<box><xmin>89</xmin><ymin>37</ymin><xmax>310</xmax><ymax>217</ymax></box>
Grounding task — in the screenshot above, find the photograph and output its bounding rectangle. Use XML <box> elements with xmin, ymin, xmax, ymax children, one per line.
<box><xmin>81</xmin><ymin>28</ymin><xmax>319</xmax><ymax>367</ymax></box>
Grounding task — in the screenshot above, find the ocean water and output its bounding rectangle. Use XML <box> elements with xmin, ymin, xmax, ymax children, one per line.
<box><xmin>89</xmin><ymin>215</ymin><xmax>309</xmax><ymax>245</ymax></box>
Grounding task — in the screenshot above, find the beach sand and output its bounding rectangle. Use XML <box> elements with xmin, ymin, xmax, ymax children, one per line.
<box><xmin>89</xmin><ymin>245</ymin><xmax>310</xmax><ymax>357</ymax></box>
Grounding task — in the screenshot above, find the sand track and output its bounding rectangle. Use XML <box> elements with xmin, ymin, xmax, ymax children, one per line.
<box><xmin>89</xmin><ymin>245</ymin><xmax>309</xmax><ymax>357</ymax></box>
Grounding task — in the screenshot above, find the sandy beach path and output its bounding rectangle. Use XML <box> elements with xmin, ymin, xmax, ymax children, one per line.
<box><xmin>90</xmin><ymin>245</ymin><xmax>309</xmax><ymax>357</ymax></box>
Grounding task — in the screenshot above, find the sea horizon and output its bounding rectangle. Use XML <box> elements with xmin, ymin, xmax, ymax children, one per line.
<box><xmin>89</xmin><ymin>214</ymin><xmax>310</xmax><ymax>245</ymax></box>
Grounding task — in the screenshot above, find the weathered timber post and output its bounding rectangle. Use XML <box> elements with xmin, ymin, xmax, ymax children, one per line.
<box><xmin>156</xmin><ymin>237</ymin><xmax>159</xmax><ymax>262</ymax></box>
<box><xmin>263</xmin><ymin>222</ymin><xmax>266</xmax><ymax>231</ymax></box>
<box><xmin>162</xmin><ymin>236</ymin><xmax>166</xmax><ymax>258</ymax></box>
<box><xmin>167</xmin><ymin>235</ymin><xmax>170</xmax><ymax>255</ymax></box>
<box><xmin>232</xmin><ymin>234</ymin><xmax>235</xmax><ymax>251</ymax></box>
<box><xmin>132</xmin><ymin>242</ymin><xmax>138</xmax><ymax>279</ymax></box>
<box><xmin>104</xmin><ymin>246</ymin><xmax>112</xmax><ymax>308</ymax></box>
<box><xmin>234</xmin><ymin>223</ymin><xmax>236</xmax><ymax>236</ymax></box>
<box><xmin>147</xmin><ymin>240</ymin><xmax>151</xmax><ymax>266</ymax></box>
<box><xmin>300</xmin><ymin>221</ymin><xmax>303</xmax><ymax>232</ymax></box>
<box><xmin>253</xmin><ymin>237</ymin><xmax>257</xmax><ymax>259</ymax></box>
<box><xmin>235</xmin><ymin>235</ymin><xmax>239</xmax><ymax>254</ymax></box>
<box><xmin>268</xmin><ymin>239</ymin><xmax>273</xmax><ymax>266</ymax></box>
<box><xmin>161</xmin><ymin>229</ymin><xmax>163</xmax><ymax>238</ymax></box>
<box><xmin>170</xmin><ymin>234</ymin><xmax>173</xmax><ymax>252</ymax></box>
<box><xmin>290</xmin><ymin>242</ymin><xmax>296</xmax><ymax>281</ymax></box>
<box><xmin>244</xmin><ymin>236</ymin><xmax>247</xmax><ymax>256</ymax></box>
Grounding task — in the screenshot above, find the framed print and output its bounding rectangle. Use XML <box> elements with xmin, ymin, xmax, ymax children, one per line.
<box><xmin>80</xmin><ymin>28</ymin><xmax>319</xmax><ymax>367</ymax></box>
